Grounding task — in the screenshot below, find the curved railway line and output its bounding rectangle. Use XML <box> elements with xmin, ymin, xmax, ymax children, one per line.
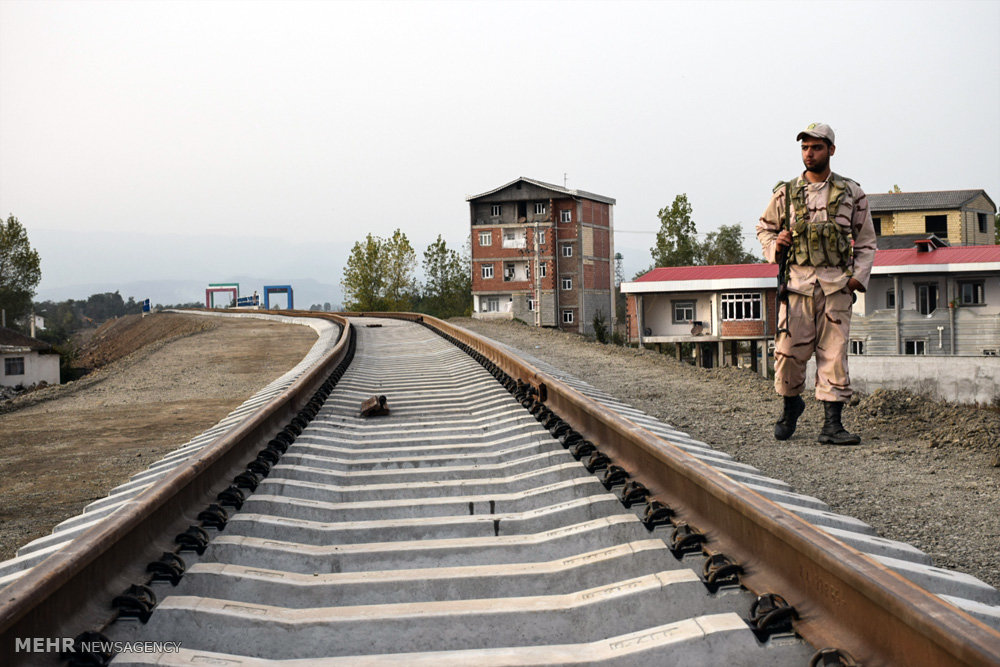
<box><xmin>1</xmin><ymin>311</ymin><xmax>999</xmax><ymax>666</ymax></box>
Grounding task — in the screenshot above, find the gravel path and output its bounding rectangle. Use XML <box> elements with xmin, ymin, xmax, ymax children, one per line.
<box><xmin>451</xmin><ymin>318</ymin><xmax>1000</xmax><ymax>590</ymax></box>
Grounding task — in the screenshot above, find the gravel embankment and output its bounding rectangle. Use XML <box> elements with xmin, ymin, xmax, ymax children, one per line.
<box><xmin>452</xmin><ymin>318</ymin><xmax>1000</xmax><ymax>590</ymax></box>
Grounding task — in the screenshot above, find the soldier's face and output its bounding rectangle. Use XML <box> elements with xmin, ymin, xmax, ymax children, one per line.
<box><xmin>801</xmin><ymin>139</ymin><xmax>834</xmax><ymax>173</ymax></box>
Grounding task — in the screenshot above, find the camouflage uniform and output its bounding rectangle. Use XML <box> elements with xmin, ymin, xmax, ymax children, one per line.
<box><xmin>756</xmin><ymin>173</ymin><xmax>877</xmax><ymax>402</ymax></box>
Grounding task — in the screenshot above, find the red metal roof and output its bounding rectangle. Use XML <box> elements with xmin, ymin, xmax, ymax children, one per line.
<box><xmin>634</xmin><ymin>245</ymin><xmax>1000</xmax><ymax>282</ymax></box>
<box><xmin>636</xmin><ymin>263</ymin><xmax>777</xmax><ymax>282</ymax></box>
<box><xmin>872</xmin><ymin>245</ymin><xmax>1000</xmax><ymax>267</ymax></box>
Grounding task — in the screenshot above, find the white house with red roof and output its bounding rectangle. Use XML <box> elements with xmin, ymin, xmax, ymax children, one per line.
<box><xmin>622</xmin><ymin>243</ymin><xmax>1000</xmax><ymax>372</ymax></box>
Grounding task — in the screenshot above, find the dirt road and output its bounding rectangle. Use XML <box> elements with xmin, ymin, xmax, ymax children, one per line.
<box><xmin>0</xmin><ymin>313</ymin><xmax>316</xmax><ymax>561</ymax></box>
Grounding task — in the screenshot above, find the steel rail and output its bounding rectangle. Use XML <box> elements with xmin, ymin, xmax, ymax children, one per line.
<box><xmin>351</xmin><ymin>311</ymin><xmax>1000</xmax><ymax>667</ymax></box>
<box><xmin>2</xmin><ymin>309</ymin><xmax>999</xmax><ymax>665</ymax></box>
<box><xmin>0</xmin><ymin>311</ymin><xmax>352</xmax><ymax>665</ymax></box>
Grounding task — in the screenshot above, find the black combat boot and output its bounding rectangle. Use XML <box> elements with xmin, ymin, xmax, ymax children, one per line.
<box><xmin>818</xmin><ymin>401</ymin><xmax>861</xmax><ymax>446</ymax></box>
<box><xmin>774</xmin><ymin>395</ymin><xmax>805</xmax><ymax>441</ymax></box>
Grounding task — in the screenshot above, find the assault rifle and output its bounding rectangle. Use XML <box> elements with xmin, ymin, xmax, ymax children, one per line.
<box><xmin>775</xmin><ymin>181</ymin><xmax>791</xmax><ymax>339</ymax></box>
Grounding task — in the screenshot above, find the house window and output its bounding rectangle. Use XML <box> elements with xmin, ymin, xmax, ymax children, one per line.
<box><xmin>561</xmin><ymin>244</ymin><xmax>573</xmax><ymax>257</ymax></box>
<box><xmin>478</xmin><ymin>231</ymin><xmax>491</xmax><ymax>246</ymax></box>
<box><xmin>527</xmin><ymin>297</ymin><xmax>535</xmax><ymax>311</ymax></box>
<box><xmin>672</xmin><ymin>301</ymin><xmax>695</xmax><ymax>323</ymax></box>
<box><xmin>560</xmin><ymin>210</ymin><xmax>571</xmax><ymax>223</ymax></box>
<box><xmin>850</xmin><ymin>340</ymin><xmax>865</xmax><ymax>355</ymax></box>
<box><xmin>886</xmin><ymin>288</ymin><xmax>897</xmax><ymax>309</ymax></box>
<box><xmin>534</xmin><ymin>203</ymin><xmax>546</xmax><ymax>215</ymax></box>
<box><xmin>504</xmin><ymin>263</ymin><xmax>516</xmax><ymax>281</ymax></box>
<box><xmin>904</xmin><ymin>339</ymin><xmax>926</xmax><ymax>355</ymax></box>
<box><xmin>504</xmin><ymin>230</ymin><xmax>516</xmax><ymax>241</ymax></box>
<box><xmin>916</xmin><ymin>283</ymin><xmax>939</xmax><ymax>315</ymax></box>
<box><xmin>924</xmin><ymin>214</ymin><xmax>947</xmax><ymax>235</ymax></box>
<box><xmin>538</xmin><ymin>262</ymin><xmax>547</xmax><ymax>278</ymax></box>
<box><xmin>979</xmin><ymin>213</ymin><xmax>989</xmax><ymax>234</ymax></box>
<box><xmin>721</xmin><ymin>293</ymin><xmax>762</xmax><ymax>320</ymax></box>
<box><xmin>538</xmin><ymin>230</ymin><xmax>546</xmax><ymax>245</ymax></box>
<box><xmin>958</xmin><ymin>280</ymin><xmax>984</xmax><ymax>305</ymax></box>
<box><xmin>481</xmin><ymin>264</ymin><xmax>494</xmax><ymax>280</ymax></box>
<box><xmin>872</xmin><ymin>216</ymin><xmax>882</xmax><ymax>236</ymax></box>
<box><xmin>562</xmin><ymin>309</ymin><xmax>574</xmax><ymax>324</ymax></box>
<box><xmin>4</xmin><ymin>357</ymin><xmax>25</xmax><ymax>376</ymax></box>
<box><xmin>484</xmin><ymin>296</ymin><xmax>500</xmax><ymax>312</ymax></box>
<box><xmin>491</xmin><ymin>204</ymin><xmax>502</xmax><ymax>217</ymax></box>
<box><xmin>561</xmin><ymin>277</ymin><xmax>572</xmax><ymax>290</ymax></box>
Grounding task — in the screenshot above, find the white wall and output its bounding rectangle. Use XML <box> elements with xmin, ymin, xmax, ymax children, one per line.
<box><xmin>1</xmin><ymin>352</ymin><xmax>60</xmax><ymax>388</ymax></box>
<box><xmin>641</xmin><ymin>292</ymin><xmax>713</xmax><ymax>336</ymax></box>
<box><xmin>805</xmin><ymin>355</ymin><xmax>1000</xmax><ymax>405</ymax></box>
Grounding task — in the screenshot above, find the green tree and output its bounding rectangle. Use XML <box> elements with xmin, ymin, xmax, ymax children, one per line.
<box><xmin>340</xmin><ymin>229</ymin><xmax>417</xmax><ymax>312</ymax></box>
<box><xmin>698</xmin><ymin>224</ymin><xmax>762</xmax><ymax>265</ymax></box>
<box><xmin>651</xmin><ymin>194</ymin><xmax>699</xmax><ymax>267</ymax></box>
<box><xmin>419</xmin><ymin>235</ymin><xmax>471</xmax><ymax>318</ymax></box>
<box><xmin>382</xmin><ymin>229</ymin><xmax>417</xmax><ymax>311</ymax></box>
<box><xmin>341</xmin><ymin>234</ymin><xmax>387</xmax><ymax>311</ymax></box>
<box><xmin>0</xmin><ymin>215</ymin><xmax>42</xmax><ymax>326</ymax></box>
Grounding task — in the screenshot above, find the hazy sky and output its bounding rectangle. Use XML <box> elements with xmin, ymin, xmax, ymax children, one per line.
<box><xmin>2</xmin><ymin>0</ymin><xmax>998</xmax><ymax>298</ymax></box>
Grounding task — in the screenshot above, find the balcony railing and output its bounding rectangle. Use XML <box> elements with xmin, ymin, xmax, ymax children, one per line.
<box><xmin>502</xmin><ymin>238</ymin><xmax>527</xmax><ymax>249</ymax></box>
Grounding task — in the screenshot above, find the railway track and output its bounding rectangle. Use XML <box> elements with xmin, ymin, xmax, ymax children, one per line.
<box><xmin>2</xmin><ymin>311</ymin><xmax>999</xmax><ymax>666</ymax></box>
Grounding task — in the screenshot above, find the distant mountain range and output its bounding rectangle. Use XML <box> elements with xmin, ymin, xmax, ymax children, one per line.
<box><xmin>31</xmin><ymin>228</ymin><xmax>349</xmax><ymax>308</ymax></box>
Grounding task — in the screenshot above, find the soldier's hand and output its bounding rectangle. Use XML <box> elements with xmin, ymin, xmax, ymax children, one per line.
<box><xmin>847</xmin><ymin>278</ymin><xmax>863</xmax><ymax>292</ymax></box>
<box><xmin>775</xmin><ymin>230</ymin><xmax>793</xmax><ymax>249</ymax></box>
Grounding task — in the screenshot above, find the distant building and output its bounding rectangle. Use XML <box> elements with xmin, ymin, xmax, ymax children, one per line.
<box><xmin>0</xmin><ymin>327</ymin><xmax>60</xmax><ymax>388</ymax></box>
<box><xmin>621</xmin><ymin>242</ymin><xmax>1000</xmax><ymax>366</ymax></box>
<box><xmin>868</xmin><ymin>189</ymin><xmax>995</xmax><ymax>246</ymax></box>
<box><xmin>467</xmin><ymin>177</ymin><xmax>615</xmax><ymax>335</ymax></box>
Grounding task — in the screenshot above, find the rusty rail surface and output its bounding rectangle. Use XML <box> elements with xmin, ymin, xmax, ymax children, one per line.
<box><xmin>0</xmin><ymin>310</ymin><xmax>352</xmax><ymax>664</ymax></box>
<box><xmin>3</xmin><ymin>309</ymin><xmax>999</xmax><ymax>666</ymax></box>
<box><xmin>349</xmin><ymin>311</ymin><xmax>1000</xmax><ymax>667</ymax></box>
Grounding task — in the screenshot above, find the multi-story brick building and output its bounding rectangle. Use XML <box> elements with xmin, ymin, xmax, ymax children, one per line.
<box><xmin>467</xmin><ymin>177</ymin><xmax>615</xmax><ymax>335</ymax></box>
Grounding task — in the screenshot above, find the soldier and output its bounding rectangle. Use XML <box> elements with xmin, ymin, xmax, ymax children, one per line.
<box><xmin>756</xmin><ymin>123</ymin><xmax>877</xmax><ymax>445</ymax></box>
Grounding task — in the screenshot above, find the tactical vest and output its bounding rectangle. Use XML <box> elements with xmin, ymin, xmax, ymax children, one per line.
<box><xmin>774</xmin><ymin>174</ymin><xmax>854</xmax><ymax>275</ymax></box>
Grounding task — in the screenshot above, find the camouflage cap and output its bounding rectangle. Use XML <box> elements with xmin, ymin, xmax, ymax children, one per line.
<box><xmin>796</xmin><ymin>122</ymin><xmax>835</xmax><ymax>145</ymax></box>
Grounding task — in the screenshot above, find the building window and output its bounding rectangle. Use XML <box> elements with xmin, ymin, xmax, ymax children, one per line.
<box><xmin>916</xmin><ymin>283</ymin><xmax>939</xmax><ymax>315</ymax></box>
<box><xmin>958</xmin><ymin>280</ymin><xmax>984</xmax><ymax>305</ymax></box>
<box><xmin>535</xmin><ymin>202</ymin><xmax>546</xmax><ymax>215</ymax></box>
<box><xmin>484</xmin><ymin>296</ymin><xmax>500</xmax><ymax>312</ymax></box>
<box><xmin>672</xmin><ymin>301</ymin><xmax>695</xmax><ymax>323</ymax></box>
<box><xmin>872</xmin><ymin>216</ymin><xmax>882</xmax><ymax>236</ymax></box>
<box><xmin>538</xmin><ymin>230</ymin><xmax>546</xmax><ymax>245</ymax></box>
<box><xmin>561</xmin><ymin>277</ymin><xmax>572</xmax><ymax>290</ymax></box>
<box><xmin>560</xmin><ymin>210</ymin><xmax>571</xmax><ymax>223</ymax></box>
<box><xmin>904</xmin><ymin>339</ymin><xmax>926</xmax><ymax>355</ymax></box>
<box><xmin>481</xmin><ymin>264</ymin><xmax>494</xmax><ymax>280</ymax></box>
<box><xmin>886</xmin><ymin>288</ymin><xmax>896</xmax><ymax>309</ymax></box>
<box><xmin>850</xmin><ymin>340</ymin><xmax>865</xmax><ymax>355</ymax></box>
<box><xmin>527</xmin><ymin>297</ymin><xmax>535</xmax><ymax>311</ymax></box>
<box><xmin>491</xmin><ymin>204</ymin><xmax>501</xmax><ymax>217</ymax></box>
<box><xmin>562</xmin><ymin>309</ymin><xmax>574</xmax><ymax>324</ymax></box>
<box><xmin>538</xmin><ymin>262</ymin><xmax>547</xmax><ymax>278</ymax></box>
<box><xmin>504</xmin><ymin>263</ymin><xmax>516</xmax><ymax>281</ymax></box>
<box><xmin>721</xmin><ymin>293</ymin><xmax>762</xmax><ymax>320</ymax></box>
<box><xmin>478</xmin><ymin>231</ymin><xmax>491</xmax><ymax>246</ymax></box>
<box><xmin>4</xmin><ymin>356</ymin><xmax>25</xmax><ymax>376</ymax></box>
<box><xmin>924</xmin><ymin>214</ymin><xmax>947</xmax><ymax>235</ymax></box>
<box><xmin>979</xmin><ymin>213</ymin><xmax>989</xmax><ymax>234</ymax></box>
<box><xmin>561</xmin><ymin>244</ymin><xmax>573</xmax><ymax>257</ymax></box>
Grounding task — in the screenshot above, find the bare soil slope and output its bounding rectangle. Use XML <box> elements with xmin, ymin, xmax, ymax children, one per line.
<box><xmin>0</xmin><ymin>313</ymin><xmax>316</xmax><ymax>561</ymax></box>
